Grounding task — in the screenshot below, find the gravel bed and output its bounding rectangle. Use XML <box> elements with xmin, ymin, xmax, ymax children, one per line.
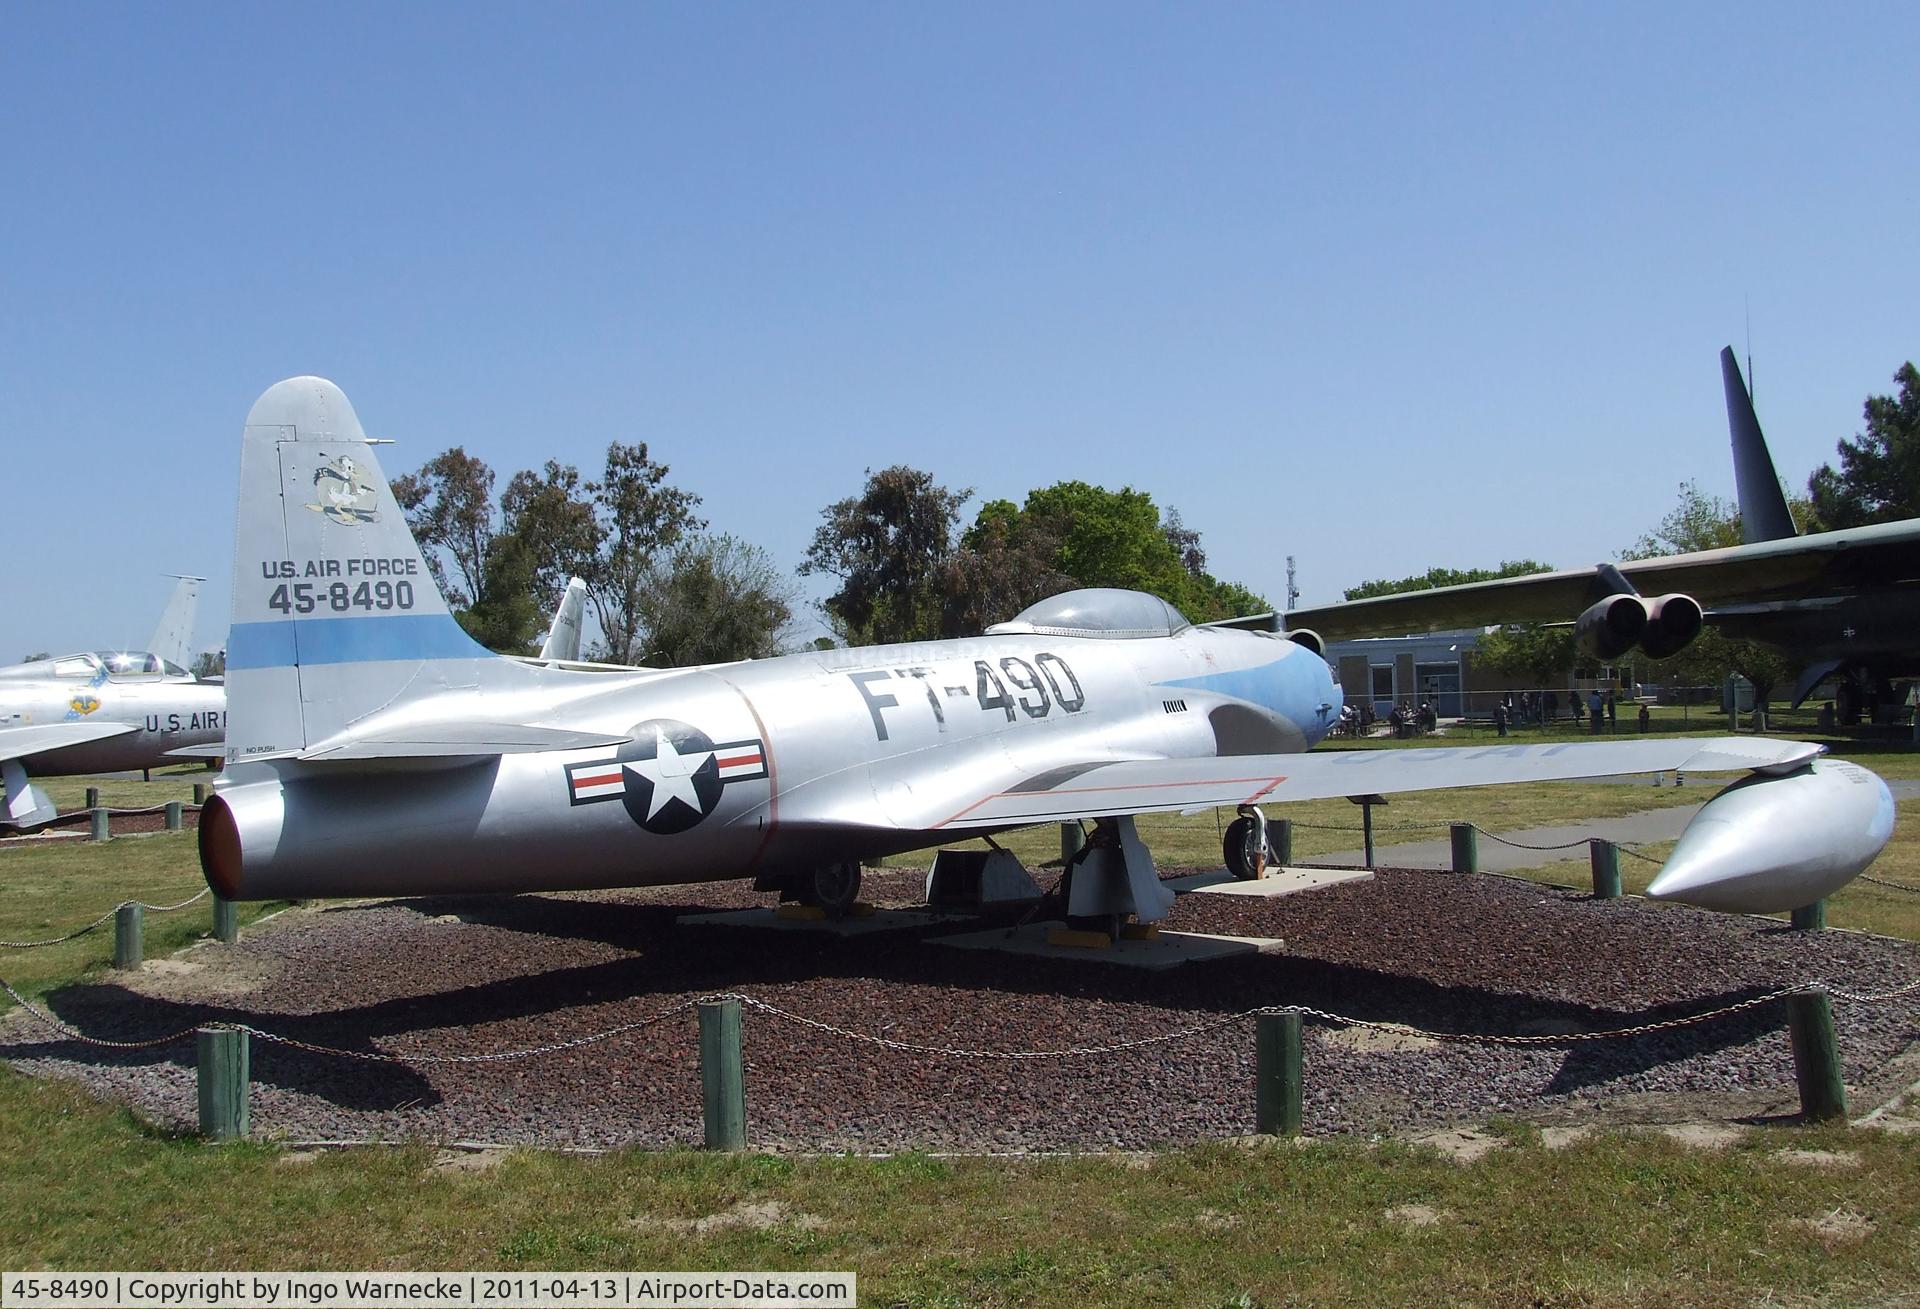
<box><xmin>4</xmin><ymin>865</ymin><xmax>1918</xmax><ymax>1152</ymax></box>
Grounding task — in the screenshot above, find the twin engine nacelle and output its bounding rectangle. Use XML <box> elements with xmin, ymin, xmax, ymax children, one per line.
<box><xmin>1575</xmin><ymin>593</ymin><xmax>1703</xmax><ymax>661</ymax></box>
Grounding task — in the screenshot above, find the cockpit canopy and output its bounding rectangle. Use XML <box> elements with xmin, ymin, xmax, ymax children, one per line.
<box><xmin>986</xmin><ymin>588</ymin><xmax>1191</xmax><ymax>639</ymax></box>
<box><xmin>2</xmin><ymin>651</ymin><xmax>189</xmax><ymax>681</ymax></box>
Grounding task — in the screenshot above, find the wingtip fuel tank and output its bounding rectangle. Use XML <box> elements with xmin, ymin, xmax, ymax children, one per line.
<box><xmin>1646</xmin><ymin>757</ymin><xmax>1895</xmax><ymax>914</ymax></box>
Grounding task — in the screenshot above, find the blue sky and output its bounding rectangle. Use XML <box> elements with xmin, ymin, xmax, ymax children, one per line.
<box><xmin>2</xmin><ymin>2</ymin><xmax>1914</xmax><ymax>659</ymax></box>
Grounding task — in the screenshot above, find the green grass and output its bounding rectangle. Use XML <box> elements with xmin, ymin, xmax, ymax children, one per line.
<box><xmin>5</xmin><ymin>775</ymin><xmax>1920</xmax><ymax>1300</ymax></box>
<box><xmin>38</xmin><ymin>764</ymin><xmax>215</xmax><ymax>812</ymax></box>
<box><xmin>0</xmin><ymin>1072</ymin><xmax>1917</xmax><ymax>1305</ymax></box>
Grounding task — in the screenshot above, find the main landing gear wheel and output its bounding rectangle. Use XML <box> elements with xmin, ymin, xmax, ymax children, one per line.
<box><xmin>1223</xmin><ymin>815</ymin><xmax>1268</xmax><ymax>881</ymax></box>
<box><xmin>808</xmin><ymin>861</ymin><xmax>862</xmax><ymax>919</ymax></box>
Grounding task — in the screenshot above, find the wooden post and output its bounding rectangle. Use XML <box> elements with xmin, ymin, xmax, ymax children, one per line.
<box><xmin>699</xmin><ymin>999</ymin><xmax>746</xmax><ymax>1150</ymax></box>
<box><xmin>1791</xmin><ymin>901</ymin><xmax>1827</xmax><ymax>932</ymax></box>
<box><xmin>196</xmin><ymin>1027</ymin><xmax>250</xmax><ymax>1140</ymax></box>
<box><xmin>1256</xmin><ymin>1011</ymin><xmax>1304</xmax><ymax>1136</ymax></box>
<box><xmin>164</xmin><ymin>801</ymin><xmax>184</xmax><ymax>831</ymax></box>
<box><xmin>89</xmin><ymin>807</ymin><xmax>110</xmax><ymax>842</ymax></box>
<box><xmin>1786</xmin><ymin>989</ymin><xmax>1846</xmax><ymax>1123</ymax></box>
<box><xmin>1450</xmin><ymin>823</ymin><xmax>1477</xmax><ymax>874</ymax></box>
<box><xmin>113</xmin><ymin>902</ymin><xmax>143</xmax><ymax>969</ymax></box>
<box><xmin>1589</xmin><ymin>839</ymin><xmax>1621</xmax><ymax>899</ymax></box>
<box><xmin>84</xmin><ymin>785</ymin><xmax>100</xmax><ymax>809</ymax></box>
<box><xmin>1060</xmin><ymin>822</ymin><xmax>1084</xmax><ymax>865</ymax></box>
<box><xmin>193</xmin><ymin>783</ymin><xmax>209</xmax><ymax>805</ymax></box>
<box><xmin>213</xmin><ymin>896</ymin><xmax>238</xmax><ymax>944</ymax></box>
<box><xmin>1268</xmin><ymin>818</ymin><xmax>1293</xmax><ymax>868</ymax></box>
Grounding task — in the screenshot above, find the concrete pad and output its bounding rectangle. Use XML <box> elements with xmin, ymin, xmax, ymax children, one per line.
<box><xmin>931</xmin><ymin>921</ymin><xmax>1283</xmax><ymax>971</ymax></box>
<box><xmin>1167</xmin><ymin>866</ymin><xmax>1375</xmax><ymax>898</ymax></box>
<box><xmin>677</xmin><ymin>907</ymin><xmax>966</xmax><ymax>936</ymax></box>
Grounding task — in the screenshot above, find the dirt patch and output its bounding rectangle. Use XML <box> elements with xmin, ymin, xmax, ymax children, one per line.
<box><xmin>1323</xmin><ymin>1027</ymin><xmax>1439</xmax><ymax>1054</ymax></box>
<box><xmin>1539</xmin><ymin>1126</ymin><xmax>1593</xmax><ymax>1150</ymax></box>
<box><xmin>1411</xmin><ymin>1128</ymin><xmax>1502</xmax><ymax>1163</ymax></box>
<box><xmin>1193</xmin><ymin>1209</ymin><xmax>1240</xmax><ymax>1230</ymax></box>
<box><xmin>432</xmin><ymin>1147</ymin><xmax>510</xmax><ymax>1174</ymax></box>
<box><xmin>1798</xmin><ymin>1206</ymin><xmax>1875</xmax><ymax>1243</ymax></box>
<box><xmin>1656</xmin><ymin>1123</ymin><xmax>1746</xmax><ymax>1150</ymax></box>
<box><xmin>629</xmin><ymin>1199</ymin><xmax>824</xmax><ymax>1235</ymax></box>
<box><xmin>1771</xmin><ymin>1148</ymin><xmax>1861</xmax><ymax>1170</ymax></box>
<box><xmin>129</xmin><ymin>951</ymin><xmax>276</xmax><ymax>1003</ymax></box>
<box><xmin>1385</xmin><ymin>1203</ymin><xmax>1449</xmax><ymax>1228</ymax></box>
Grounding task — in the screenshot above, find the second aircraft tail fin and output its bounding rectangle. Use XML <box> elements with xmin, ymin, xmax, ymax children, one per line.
<box><xmin>1721</xmin><ymin>345</ymin><xmax>1798</xmax><ymax>544</ymax></box>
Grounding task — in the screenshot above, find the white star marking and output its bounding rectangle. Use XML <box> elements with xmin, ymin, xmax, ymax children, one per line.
<box><xmin>624</xmin><ymin>729</ymin><xmax>714</xmax><ymax>820</ymax></box>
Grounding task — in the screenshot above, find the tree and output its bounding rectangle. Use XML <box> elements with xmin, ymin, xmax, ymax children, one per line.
<box><xmin>638</xmin><ymin>535</ymin><xmax>796</xmax><ymax>665</ymax></box>
<box><xmin>1344</xmin><ymin>561</ymin><xmax>1553</xmax><ymax>602</ymax></box>
<box><xmin>976</xmin><ymin>482</ymin><xmax>1268</xmax><ymax>623</ymax></box>
<box><xmin>801</xmin><ymin>466</ymin><xmax>971</xmax><ymax>645</ymax></box>
<box><xmin>502</xmin><ymin>460</ymin><xmax>601</xmax><ymax>615</ymax></box>
<box><xmin>389</xmin><ymin>447</ymin><xmax>496</xmax><ymax>608</ymax></box>
<box><xmin>585</xmin><ymin>442</ymin><xmax>705</xmax><ymax>664</ymax></box>
<box><xmin>1473</xmin><ymin>624</ymin><xmax>1576</xmax><ymax>685</ymax></box>
<box><xmin>1808</xmin><ymin>362</ymin><xmax>1920</xmax><ymax>529</ymax></box>
<box><xmin>190</xmin><ymin>650</ymin><xmax>225</xmax><ymax>679</ymax></box>
<box><xmin>21</xmin><ymin>652</ymin><xmax>48</xmax><ymax>663</ymax></box>
<box><xmin>456</xmin><ymin>531</ymin><xmax>545</xmax><ymax>654</ymax></box>
<box><xmin>940</xmin><ymin>497</ymin><xmax>1072</xmax><ymax>634</ymax></box>
<box><xmin>1622</xmin><ymin>482</ymin><xmax>1796</xmax><ymax>716</ymax></box>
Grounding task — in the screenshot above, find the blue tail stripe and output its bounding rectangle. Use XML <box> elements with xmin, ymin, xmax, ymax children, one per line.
<box><xmin>228</xmin><ymin>615</ymin><xmax>485</xmax><ymax>669</ymax></box>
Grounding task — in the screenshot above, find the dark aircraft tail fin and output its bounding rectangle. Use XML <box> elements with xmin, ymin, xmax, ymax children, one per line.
<box><xmin>1721</xmin><ymin>345</ymin><xmax>1797</xmax><ymax>544</ymax></box>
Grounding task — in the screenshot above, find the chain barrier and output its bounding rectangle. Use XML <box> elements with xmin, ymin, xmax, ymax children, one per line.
<box><xmin>1616</xmin><ymin>846</ymin><xmax>1666</xmax><ymax>866</ymax></box>
<box><xmin>1859</xmin><ymin>874</ymin><xmax>1920</xmax><ymax>895</ymax></box>
<box><xmin>4</xmin><ymin>976</ymin><xmax>1918</xmax><ymax>1066</ymax></box>
<box><xmin>0</xmin><ymin>889</ymin><xmax>214</xmax><ymax>950</ymax></box>
<box><xmin>1466</xmin><ymin>825</ymin><xmax>1606</xmax><ymax>853</ymax></box>
<box><xmin>1287</xmin><ymin>819</ymin><xmax>1455</xmax><ymax>834</ymax></box>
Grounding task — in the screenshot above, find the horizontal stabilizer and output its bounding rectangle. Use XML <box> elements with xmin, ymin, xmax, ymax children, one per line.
<box><xmin>164</xmin><ymin>743</ymin><xmax>228</xmax><ymax>759</ymax></box>
<box><xmin>0</xmin><ymin>721</ymin><xmax>137</xmax><ymax>763</ymax></box>
<box><xmin>297</xmin><ymin>721</ymin><xmax>633</xmax><ymax>761</ymax></box>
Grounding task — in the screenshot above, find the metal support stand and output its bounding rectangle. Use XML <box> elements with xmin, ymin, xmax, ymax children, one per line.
<box><xmin>699</xmin><ymin>999</ymin><xmax>747</xmax><ymax>1150</ymax></box>
<box><xmin>1347</xmin><ymin>795</ymin><xmax>1386</xmax><ymax>869</ymax></box>
<box><xmin>1256</xmin><ymin>1011</ymin><xmax>1304</xmax><ymax>1136</ymax></box>
<box><xmin>1059</xmin><ymin>822</ymin><xmax>1084</xmax><ymax>866</ymax></box>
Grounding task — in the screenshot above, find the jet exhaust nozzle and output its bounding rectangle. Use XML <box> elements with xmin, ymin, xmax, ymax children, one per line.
<box><xmin>1640</xmin><ymin>594</ymin><xmax>1704</xmax><ymax>660</ymax></box>
<box><xmin>1576</xmin><ymin>595</ymin><xmax>1647</xmax><ymax>660</ymax></box>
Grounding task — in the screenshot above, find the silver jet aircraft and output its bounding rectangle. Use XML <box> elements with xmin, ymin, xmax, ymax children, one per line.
<box><xmin>201</xmin><ymin>378</ymin><xmax>1896</xmax><ymax>924</ymax></box>
<box><xmin>2</xmin><ymin>576</ymin><xmax>225</xmax><ymax>827</ymax></box>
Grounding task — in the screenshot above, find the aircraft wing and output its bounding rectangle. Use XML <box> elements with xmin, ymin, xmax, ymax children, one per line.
<box><xmin>929</xmin><ymin>737</ymin><xmax>1820</xmax><ymax>830</ymax></box>
<box><xmin>0</xmin><ymin>721</ymin><xmax>138</xmax><ymax>763</ymax></box>
<box><xmin>1286</xmin><ymin>520</ymin><xmax>1920</xmax><ymax>641</ymax></box>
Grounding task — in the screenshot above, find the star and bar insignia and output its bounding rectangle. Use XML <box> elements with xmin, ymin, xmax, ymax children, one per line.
<box><xmin>564</xmin><ymin>718</ymin><xmax>768</xmax><ymax>836</ymax></box>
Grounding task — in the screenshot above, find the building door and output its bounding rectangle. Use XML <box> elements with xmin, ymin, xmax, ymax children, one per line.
<box><xmin>1414</xmin><ymin>661</ymin><xmax>1463</xmax><ymax>717</ymax></box>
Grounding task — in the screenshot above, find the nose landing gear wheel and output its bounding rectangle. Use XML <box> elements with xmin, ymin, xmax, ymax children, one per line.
<box><xmin>1223</xmin><ymin>815</ymin><xmax>1268</xmax><ymax>881</ymax></box>
<box><xmin>809</xmin><ymin>861</ymin><xmax>862</xmax><ymax>919</ymax></box>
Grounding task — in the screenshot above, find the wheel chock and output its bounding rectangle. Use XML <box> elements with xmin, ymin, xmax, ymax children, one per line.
<box><xmin>776</xmin><ymin>903</ymin><xmax>827</xmax><ymax>921</ymax></box>
<box><xmin>849</xmin><ymin>901</ymin><xmax>877</xmax><ymax>917</ymax></box>
<box><xmin>1045</xmin><ymin>927</ymin><xmax>1113</xmax><ymax>950</ymax></box>
<box><xmin>1119</xmin><ymin>923</ymin><xmax>1160</xmax><ymax>941</ymax></box>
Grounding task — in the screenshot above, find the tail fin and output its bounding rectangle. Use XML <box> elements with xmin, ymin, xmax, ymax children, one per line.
<box><xmin>146</xmin><ymin>574</ymin><xmax>203</xmax><ymax>670</ymax></box>
<box><xmin>224</xmin><ymin>377</ymin><xmax>496</xmax><ymax>761</ymax></box>
<box><xmin>538</xmin><ymin>576</ymin><xmax>589</xmax><ymax>661</ymax></box>
<box><xmin>1720</xmin><ymin>345</ymin><xmax>1797</xmax><ymax>544</ymax></box>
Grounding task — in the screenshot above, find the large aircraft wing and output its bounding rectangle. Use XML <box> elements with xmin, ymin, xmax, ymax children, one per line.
<box><xmin>0</xmin><ymin>721</ymin><xmax>138</xmax><ymax>763</ymax></box>
<box><xmin>927</xmin><ymin>737</ymin><xmax>1819</xmax><ymax>830</ymax></box>
<box><xmin>1284</xmin><ymin>519</ymin><xmax>1920</xmax><ymax>642</ymax></box>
